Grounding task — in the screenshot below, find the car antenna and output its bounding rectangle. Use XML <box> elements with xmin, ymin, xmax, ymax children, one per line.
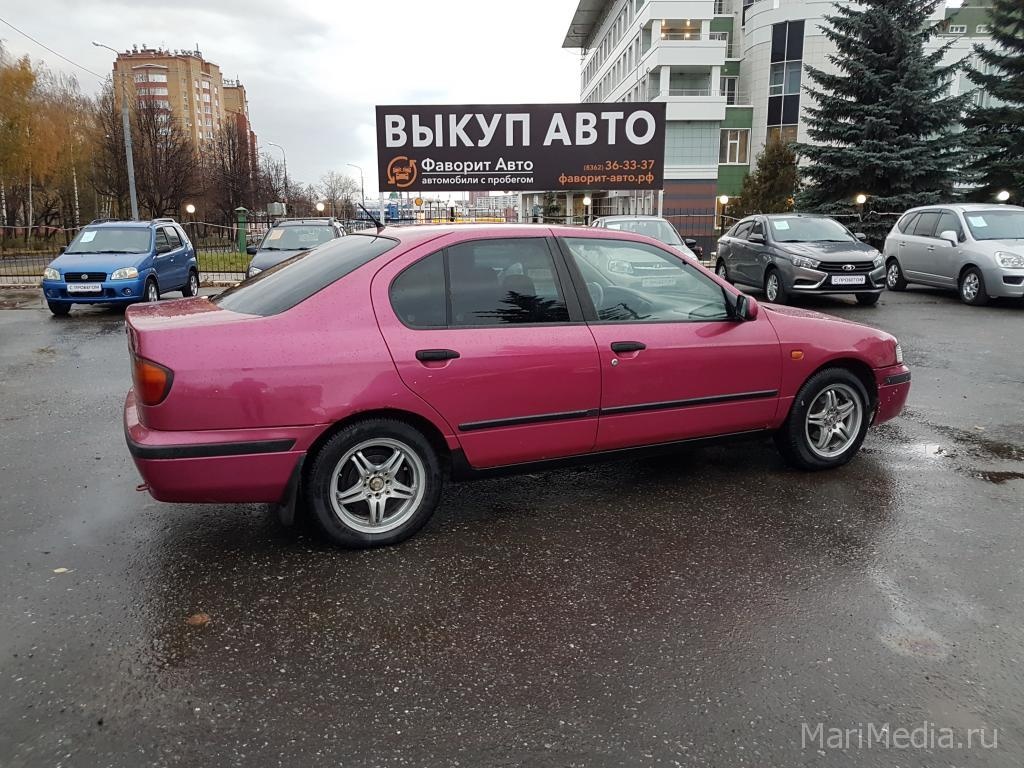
<box><xmin>359</xmin><ymin>203</ymin><xmax>385</xmax><ymax>234</ymax></box>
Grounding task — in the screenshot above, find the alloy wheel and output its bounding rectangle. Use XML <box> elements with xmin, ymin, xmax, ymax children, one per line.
<box><xmin>961</xmin><ymin>273</ymin><xmax>980</xmax><ymax>302</ymax></box>
<box><xmin>887</xmin><ymin>263</ymin><xmax>900</xmax><ymax>288</ymax></box>
<box><xmin>146</xmin><ymin>281</ymin><xmax>158</xmax><ymax>302</ymax></box>
<box><xmin>189</xmin><ymin>273</ymin><xmax>199</xmax><ymax>295</ymax></box>
<box><xmin>804</xmin><ymin>383</ymin><xmax>863</xmax><ymax>459</ymax></box>
<box><xmin>766</xmin><ymin>273</ymin><xmax>779</xmax><ymax>301</ymax></box>
<box><xmin>329</xmin><ymin>438</ymin><xmax>425</xmax><ymax>534</ymax></box>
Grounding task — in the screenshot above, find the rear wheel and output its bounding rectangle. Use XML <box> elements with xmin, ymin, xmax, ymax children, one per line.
<box><xmin>886</xmin><ymin>258</ymin><xmax>908</xmax><ymax>291</ymax></box>
<box><xmin>775</xmin><ymin>368</ymin><xmax>870</xmax><ymax>470</ymax></box>
<box><xmin>715</xmin><ymin>259</ymin><xmax>731</xmax><ymax>283</ymax></box>
<box><xmin>305</xmin><ymin>419</ymin><xmax>442</xmax><ymax>548</ymax></box>
<box><xmin>764</xmin><ymin>268</ymin><xmax>789</xmax><ymax>304</ymax></box>
<box><xmin>47</xmin><ymin>301</ymin><xmax>70</xmax><ymax>316</ymax></box>
<box><xmin>144</xmin><ymin>278</ymin><xmax>160</xmax><ymax>303</ymax></box>
<box><xmin>856</xmin><ymin>292</ymin><xmax>881</xmax><ymax>306</ymax></box>
<box><xmin>182</xmin><ymin>269</ymin><xmax>200</xmax><ymax>297</ymax></box>
<box><xmin>959</xmin><ymin>267</ymin><xmax>990</xmax><ymax>306</ymax></box>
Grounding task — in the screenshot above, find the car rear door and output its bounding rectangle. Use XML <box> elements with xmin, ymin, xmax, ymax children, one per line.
<box><xmin>373</xmin><ymin>233</ymin><xmax>601</xmax><ymax>469</ymax></box>
<box><xmin>560</xmin><ymin>235</ymin><xmax>783</xmax><ymax>452</ymax></box>
<box><xmin>901</xmin><ymin>210</ymin><xmax>942</xmax><ymax>283</ymax></box>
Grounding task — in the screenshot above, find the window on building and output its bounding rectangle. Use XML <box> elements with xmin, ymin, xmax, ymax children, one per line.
<box><xmin>948</xmin><ymin>25</ymin><xmax>967</xmax><ymax>34</ymax></box>
<box><xmin>720</xmin><ymin>76</ymin><xmax>739</xmax><ymax>104</ymax></box>
<box><xmin>767</xmin><ymin>20</ymin><xmax>804</xmax><ymax>142</ymax></box>
<box><xmin>767</xmin><ymin>125</ymin><xmax>798</xmax><ymax>144</ymax></box>
<box><xmin>976</xmin><ymin>25</ymin><xmax>990</xmax><ymax>34</ymax></box>
<box><xmin>719</xmin><ymin>129</ymin><xmax>750</xmax><ymax>164</ymax></box>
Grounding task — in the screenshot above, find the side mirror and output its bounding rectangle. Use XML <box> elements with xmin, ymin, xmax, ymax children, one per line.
<box><xmin>749</xmin><ymin>232</ymin><xmax>766</xmax><ymax>244</ymax></box>
<box><xmin>855</xmin><ymin>232</ymin><xmax>868</xmax><ymax>241</ymax></box>
<box><xmin>246</xmin><ymin>245</ymin><xmax>258</xmax><ymax>255</ymax></box>
<box><xmin>938</xmin><ymin>230</ymin><xmax>959</xmax><ymax>247</ymax></box>
<box><xmin>58</xmin><ymin>245</ymin><xmax>66</xmax><ymax>254</ymax></box>
<box><xmin>735</xmin><ymin>293</ymin><xmax>759</xmax><ymax>321</ymax></box>
<box><xmin>684</xmin><ymin>237</ymin><xmax>697</xmax><ymax>247</ymax></box>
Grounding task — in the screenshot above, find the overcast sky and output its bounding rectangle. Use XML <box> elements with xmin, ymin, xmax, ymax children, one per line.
<box><xmin>1</xmin><ymin>0</ymin><xmax>583</xmax><ymax>197</ymax></box>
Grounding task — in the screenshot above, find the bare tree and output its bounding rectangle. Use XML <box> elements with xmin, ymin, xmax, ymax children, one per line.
<box><xmin>203</xmin><ymin>119</ymin><xmax>255</xmax><ymax>221</ymax></box>
<box><xmin>132</xmin><ymin>99</ymin><xmax>198</xmax><ymax>216</ymax></box>
<box><xmin>317</xmin><ymin>170</ymin><xmax>359</xmax><ymax>218</ymax></box>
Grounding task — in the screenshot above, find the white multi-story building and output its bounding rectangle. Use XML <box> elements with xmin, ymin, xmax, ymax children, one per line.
<box><xmin>558</xmin><ymin>0</ymin><xmax>996</xmax><ymax>223</ymax></box>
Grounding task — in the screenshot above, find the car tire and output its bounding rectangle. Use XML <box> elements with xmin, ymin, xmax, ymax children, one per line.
<box><xmin>182</xmin><ymin>269</ymin><xmax>200</xmax><ymax>297</ymax></box>
<box><xmin>855</xmin><ymin>292</ymin><xmax>881</xmax><ymax>306</ymax></box>
<box><xmin>47</xmin><ymin>301</ymin><xmax>70</xmax><ymax>316</ymax></box>
<box><xmin>304</xmin><ymin>419</ymin><xmax>443</xmax><ymax>548</ymax></box>
<box><xmin>715</xmin><ymin>259</ymin><xmax>731</xmax><ymax>283</ymax></box>
<box><xmin>886</xmin><ymin>258</ymin><xmax>908</xmax><ymax>291</ymax></box>
<box><xmin>959</xmin><ymin>267</ymin><xmax>990</xmax><ymax>306</ymax></box>
<box><xmin>764</xmin><ymin>268</ymin><xmax>789</xmax><ymax>304</ymax></box>
<box><xmin>775</xmin><ymin>367</ymin><xmax>871</xmax><ymax>471</ymax></box>
<box><xmin>144</xmin><ymin>278</ymin><xmax>160</xmax><ymax>303</ymax></box>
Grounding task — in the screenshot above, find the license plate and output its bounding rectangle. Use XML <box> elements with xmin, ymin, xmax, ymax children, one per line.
<box><xmin>642</xmin><ymin>277</ymin><xmax>676</xmax><ymax>288</ymax></box>
<box><xmin>831</xmin><ymin>275</ymin><xmax>866</xmax><ymax>285</ymax></box>
<box><xmin>67</xmin><ymin>283</ymin><xmax>103</xmax><ymax>294</ymax></box>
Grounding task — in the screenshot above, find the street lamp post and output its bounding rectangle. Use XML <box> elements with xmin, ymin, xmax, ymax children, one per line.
<box><xmin>346</xmin><ymin>163</ymin><xmax>366</xmax><ymax>208</ymax></box>
<box><xmin>93</xmin><ymin>41</ymin><xmax>139</xmax><ymax>221</ymax></box>
<box><xmin>583</xmin><ymin>195</ymin><xmax>592</xmax><ymax>225</ymax></box>
<box><xmin>718</xmin><ymin>194</ymin><xmax>730</xmax><ymax>236</ymax></box>
<box><xmin>267</xmin><ymin>142</ymin><xmax>289</xmax><ymax>207</ymax></box>
<box><xmin>996</xmin><ymin>190</ymin><xmax>1010</xmax><ymax>203</ymax></box>
<box><xmin>855</xmin><ymin>193</ymin><xmax>867</xmax><ymax>222</ymax></box>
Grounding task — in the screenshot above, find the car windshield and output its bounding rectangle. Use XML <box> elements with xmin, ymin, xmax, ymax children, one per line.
<box><xmin>604</xmin><ymin>219</ymin><xmax>684</xmax><ymax>246</ymax></box>
<box><xmin>65</xmin><ymin>227</ymin><xmax>151</xmax><ymax>254</ymax></box>
<box><xmin>962</xmin><ymin>210</ymin><xmax>1024</xmax><ymax>241</ymax></box>
<box><xmin>769</xmin><ymin>217</ymin><xmax>856</xmax><ymax>243</ymax></box>
<box><xmin>260</xmin><ymin>225</ymin><xmax>336</xmax><ymax>250</ymax></box>
<box><xmin>214</xmin><ymin>233</ymin><xmax>397</xmax><ymax>316</ymax></box>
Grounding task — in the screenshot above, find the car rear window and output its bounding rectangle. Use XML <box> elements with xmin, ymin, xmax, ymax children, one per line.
<box><xmin>213</xmin><ymin>233</ymin><xmax>398</xmax><ymax>316</ymax></box>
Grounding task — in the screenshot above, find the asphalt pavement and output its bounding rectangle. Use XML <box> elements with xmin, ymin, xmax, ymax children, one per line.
<box><xmin>1</xmin><ymin>287</ymin><xmax>1022</xmax><ymax>767</ymax></box>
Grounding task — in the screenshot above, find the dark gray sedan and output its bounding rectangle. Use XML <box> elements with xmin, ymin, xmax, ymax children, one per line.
<box><xmin>715</xmin><ymin>214</ymin><xmax>886</xmax><ymax>305</ymax></box>
<box><xmin>246</xmin><ymin>218</ymin><xmax>346</xmax><ymax>278</ymax></box>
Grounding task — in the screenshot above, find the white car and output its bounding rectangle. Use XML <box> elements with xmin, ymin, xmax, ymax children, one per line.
<box><xmin>590</xmin><ymin>215</ymin><xmax>700</xmax><ymax>260</ymax></box>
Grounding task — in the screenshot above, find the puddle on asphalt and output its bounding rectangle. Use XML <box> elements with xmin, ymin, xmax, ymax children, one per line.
<box><xmin>970</xmin><ymin>470</ymin><xmax>1024</xmax><ymax>485</ymax></box>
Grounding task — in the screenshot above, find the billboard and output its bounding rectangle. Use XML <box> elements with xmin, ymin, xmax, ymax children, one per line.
<box><xmin>376</xmin><ymin>103</ymin><xmax>666</xmax><ymax>193</ymax></box>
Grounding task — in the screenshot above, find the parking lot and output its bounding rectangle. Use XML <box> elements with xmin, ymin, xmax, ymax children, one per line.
<box><xmin>1</xmin><ymin>287</ymin><xmax>1022</xmax><ymax>766</ymax></box>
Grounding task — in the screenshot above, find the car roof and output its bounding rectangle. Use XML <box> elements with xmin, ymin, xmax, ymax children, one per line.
<box><xmin>595</xmin><ymin>215</ymin><xmax>669</xmax><ymax>221</ymax></box>
<box><xmin>87</xmin><ymin>219</ymin><xmax>170</xmax><ymax>228</ymax></box>
<box><xmin>370</xmin><ymin>223</ymin><xmax>670</xmax><ymax>249</ymax></box>
<box><xmin>903</xmin><ymin>203</ymin><xmax>1024</xmax><ymax>213</ymax></box>
<box><xmin>273</xmin><ymin>218</ymin><xmax>337</xmax><ymax>227</ymax></box>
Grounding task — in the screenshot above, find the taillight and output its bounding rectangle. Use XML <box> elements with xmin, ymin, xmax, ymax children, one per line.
<box><xmin>132</xmin><ymin>355</ymin><xmax>174</xmax><ymax>406</ymax></box>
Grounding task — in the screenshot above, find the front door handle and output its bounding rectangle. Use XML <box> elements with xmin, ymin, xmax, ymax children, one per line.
<box><xmin>415</xmin><ymin>349</ymin><xmax>460</xmax><ymax>362</ymax></box>
<box><xmin>610</xmin><ymin>341</ymin><xmax>646</xmax><ymax>353</ymax></box>
<box><xmin>927</xmin><ymin>246</ymin><xmax>935</xmax><ymax>251</ymax></box>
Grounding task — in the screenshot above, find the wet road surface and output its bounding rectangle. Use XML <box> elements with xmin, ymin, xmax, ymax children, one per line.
<box><xmin>1</xmin><ymin>289</ymin><xmax>1022</xmax><ymax>766</ymax></box>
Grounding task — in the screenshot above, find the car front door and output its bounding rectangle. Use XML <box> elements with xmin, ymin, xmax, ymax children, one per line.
<box><xmin>560</xmin><ymin>236</ymin><xmax>783</xmax><ymax>452</ymax></box>
<box><xmin>373</xmin><ymin>234</ymin><xmax>601</xmax><ymax>469</ymax></box>
<box><xmin>930</xmin><ymin>210</ymin><xmax>964</xmax><ymax>287</ymax></box>
<box><xmin>152</xmin><ymin>227</ymin><xmax>174</xmax><ymax>288</ymax></box>
<box><xmin>901</xmin><ymin>210</ymin><xmax>942</xmax><ymax>283</ymax></box>
<box><xmin>162</xmin><ymin>226</ymin><xmax>188</xmax><ymax>289</ymax></box>
<box><xmin>725</xmin><ymin>220</ymin><xmax>754</xmax><ymax>285</ymax></box>
<box><xmin>744</xmin><ymin>217</ymin><xmax>770</xmax><ymax>287</ymax></box>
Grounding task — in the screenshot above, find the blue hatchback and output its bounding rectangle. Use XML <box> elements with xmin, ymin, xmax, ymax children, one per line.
<box><xmin>41</xmin><ymin>218</ymin><xmax>200</xmax><ymax>316</ymax></box>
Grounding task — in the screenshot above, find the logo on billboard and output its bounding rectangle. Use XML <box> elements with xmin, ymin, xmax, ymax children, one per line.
<box><xmin>386</xmin><ymin>156</ymin><xmax>418</xmax><ymax>189</ymax></box>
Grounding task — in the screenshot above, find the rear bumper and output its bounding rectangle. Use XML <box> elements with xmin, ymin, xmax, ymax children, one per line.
<box><xmin>873</xmin><ymin>364</ymin><xmax>911</xmax><ymax>424</ymax></box>
<box><xmin>124</xmin><ymin>391</ymin><xmax>310</xmax><ymax>503</ymax></box>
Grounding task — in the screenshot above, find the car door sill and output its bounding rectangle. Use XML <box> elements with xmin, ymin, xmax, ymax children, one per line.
<box><xmin>450</xmin><ymin>429</ymin><xmax>772</xmax><ymax>480</ymax></box>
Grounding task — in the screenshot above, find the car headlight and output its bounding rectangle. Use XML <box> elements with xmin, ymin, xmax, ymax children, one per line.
<box><xmin>111</xmin><ymin>267</ymin><xmax>139</xmax><ymax>280</ymax></box>
<box><xmin>790</xmin><ymin>255</ymin><xmax>821</xmax><ymax>269</ymax></box>
<box><xmin>995</xmin><ymin>251</ymin><xmax>1024</xmax><ymax>269</ymax></box>
<box><xmin>894</xmin><ymin>342</ymin><xmax>903</xmax><ymax>365</ymax></box>
<box><xmin>872</xmin><ymin>254</ymin><xmax>884</xmax><ymax>269</ymax></box>
<box><xmin>607</xmin><ymin>259</ymin><xmax>634</xmax><ymax>275</ymax></box>
<box><xmin>43</xmin><ymin>267</ymin><xmax>60</xmax><ymax>281</ymax></box>
<box><xmin>248</xmin><ymin>267</ymin><xmax>262</xmax><ymax>278</ymax></box>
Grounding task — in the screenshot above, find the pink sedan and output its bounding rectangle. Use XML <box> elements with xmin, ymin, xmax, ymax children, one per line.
<box><xmin>124</xmin><ymin>225</ymin><xmax>911</xmax><ymax>547</ymax></box>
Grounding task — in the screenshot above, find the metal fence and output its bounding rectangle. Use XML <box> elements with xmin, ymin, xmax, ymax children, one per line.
<box><xmin>662</xmin><ymin>208</ymin><xmax>721</xmax><ymax>260</ymax></box>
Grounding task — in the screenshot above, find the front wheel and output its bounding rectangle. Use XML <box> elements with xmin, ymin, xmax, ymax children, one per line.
<box><xmin>856</xmin><ymin>292</ymin><xmax>881</xmax><ymax>306</ymax></box>
<box><xmin>715</xmin><ymin>259</ymin><xmax>731</xmax><ymax>283</ymax></box>
<box><xmin>764</xmin><ymin>268</ymin><xmax>789</xmax><ymax>304</ymax></box>
<box><xmin>47</xmin><ymin>301</ymin><xmax>70</xmax><ymax>316</ymax></box>
<box><xmin>959</xmin><ymin>267</ymin><xmax>990</xmax><ymax>306</ymax></box>
<box><xmin>775</xmin><ymin>368</ymin><xmax>870</xmax><ymax>470</ymax></box>
<box><xmin>144</xmin><ymin>278</ymin><xmax>160</xmax><ymax>303</ymax></box>
<box><xmin>305</xmin><ymin>419</ymin><xmax>442</xmax><ymax>548</ymax></box>
<box><xmin>182</xmin><ymin>269</ymin><xmax>200</xmax><ymax>297</ymax></box>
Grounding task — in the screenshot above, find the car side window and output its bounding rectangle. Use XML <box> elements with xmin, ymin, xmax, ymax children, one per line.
<box><xmin>936</xmin><ymin>211</ymin><xmax>963</xmax><ymax>240</ymax></box>
<box><xmin>897</xmin><ymin>212</ymin><xmax>920</xmax><ymax>234</ymax></box>
<box><xmin>390</xmin><ymin>251</ymin><xmax>446</xmax><ymax>329</ymax></box>
<box><xmin>163</xmin><ymin>226</ymin><xmax>182</xmax><ymax>249</ymax></box>
<box><xmin>563</xmin><ymin>237</ymin><xmax>731</xmax><ymax>323</ymax></box>
<box><xmin>447</xmin><ymin>239</ymin><xmax>570</xmax><ymax>326</ymax></box>
<box><xmin>733</xmin><ymin>221</ymin><xmax>754</xmax><ymax>240</ymax></box>
<box><xmin>911</xmin><ymin>211</ymin><xmax>941</xmax><ymax>238</ymax></box>
<box><xmin>154</xmin><ymin>228</ymin><xmax>171</xmax><ymax>252</ymax></box>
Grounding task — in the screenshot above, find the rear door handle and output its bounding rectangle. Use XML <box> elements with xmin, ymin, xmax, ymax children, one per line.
<box><xmin>610</xmin><ymin>341</ymin><xmax>646</xmax><ymax>353</ymax></box>
<box><xmin>415</xmin><ymin>349</ymin><xmax>460</xmax><ymax>362</ymax></box>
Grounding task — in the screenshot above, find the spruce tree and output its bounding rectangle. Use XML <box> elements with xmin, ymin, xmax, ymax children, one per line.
<box><xmin>797</xmin><ymin>0</ymin><xmax>967</xmax><ymax>237</ymax></box>
<box><xmin>732</xmin><ymin>138</ymin><xmax>798</xmax><ymax>217</ymax></box>
<box><xmin>962</xmin><ymin>0</ymin><xmax>1024</xmax><ymax>201</ymax></box>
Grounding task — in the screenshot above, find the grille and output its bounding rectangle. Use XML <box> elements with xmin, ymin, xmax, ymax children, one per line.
<box><xmin>631</xmin><ymin>262</ymin><xmax>677</xmax><ymax>275</ymax></box>
<box><xmin>818</xmin><ymin>262</ymin><xmax>874</xmax><ymax>274</ymax></box>
<box><xmin>64</xmin><ymin>272</ymin><xmax>107</xmax><ymax>282</ymax></box>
